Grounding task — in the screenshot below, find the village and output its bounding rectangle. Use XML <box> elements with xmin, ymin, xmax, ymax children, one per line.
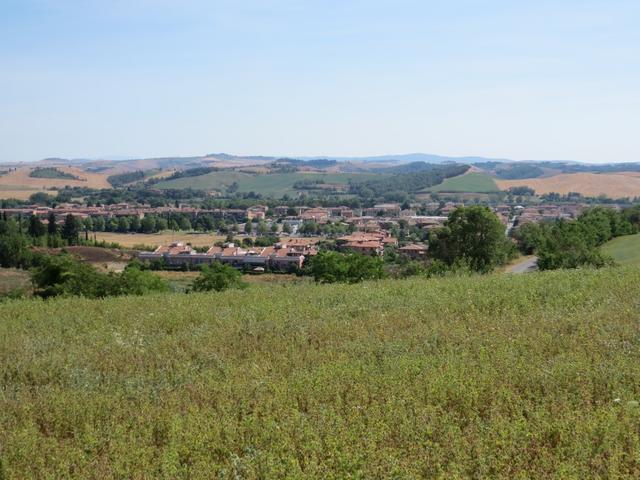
<box><xmin>0</xmin><ymin>199</ymin><xmax>599</xmax><ymax>271</ymax></box>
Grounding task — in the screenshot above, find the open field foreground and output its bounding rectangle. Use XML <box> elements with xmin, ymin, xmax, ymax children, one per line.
<box><xmin>495</xmin><ymin>172</ymin><xmax>640</xmax><ymax>198</ymax></box>
<box><xmin>2</xmin><ymin>268</ymin><xmax>640</xmax><ymax>477</ymax></box>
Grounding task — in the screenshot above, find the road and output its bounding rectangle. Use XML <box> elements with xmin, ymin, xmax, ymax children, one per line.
<box><xmin>506</xmin><ymin>256</ymin><xmax>538</xmax><ymax>274</ymax></box>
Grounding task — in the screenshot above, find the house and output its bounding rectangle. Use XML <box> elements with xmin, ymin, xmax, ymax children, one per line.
<box><xmin>398</xmin><ymin>243</ymin><xmax>428</xmax><ymax>259</ymax></box>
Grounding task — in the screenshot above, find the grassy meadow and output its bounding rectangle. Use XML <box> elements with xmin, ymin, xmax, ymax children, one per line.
<box><xmin>602</xmin><ymin>233</ymin><xmax>640</xmax><ymax>266</ymax></box>
<box><xmin>2</xmin><ymin>267</ymin><xmax>640</xmax><ymax>477</ymax></box>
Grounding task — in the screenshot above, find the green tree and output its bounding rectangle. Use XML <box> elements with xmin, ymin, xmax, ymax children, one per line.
<box><xmin>141</xmin><ymin>215</ymin><xmax>156</xmax><ymax>233</ymax></box>
<box><xmin>47</xmin><ymin>212</ymin><xmax>58</xmax><ymax>236</ymax></box>
<box><xmin>178</xmin><ymin>216</ymin><xmax>192</xmax><ymax>231</ymax></box>
<box><xmin>190</xmin><ymin>263</ymin><xmax>247</xmax><ymax>292</ymax></box>
<box><xmin>61</xmin><ymin>214</ymin><xmax>80</xmax><ymax>245</ymax></box>
<box><xmin>129</xmin><ymin>216</ymin><xmax>141</xmax><ymax>232</ymax></box>
<box><xmin>306</xmin><ymin>251</ymin><xmax>386</xmax><ymax>284</ymax></box>
<box><xmin>429</xmin><ymin>206</ymin><xmax>515</xmax><ymax>273</ymax></box>
<box><xmin>117</xmin><ymin>216</ymin><xmax>130</xmax><ymax>233</ymax></box>
<box><xmin>28</xmin><ymin>215</ymin><xmax>46</xmax><ymax>238</ymax></box>
<box><xmin>244</xmin><ymin>220</ymin><xmax>253</xmax><ymax>235</ymax></box>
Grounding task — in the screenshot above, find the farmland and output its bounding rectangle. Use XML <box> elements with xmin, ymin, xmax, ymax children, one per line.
<box><xmin>0</xmin><ymin>166</ymin><xmax>110</xmax><ymax>199</ymax></box>
<box><xmin>602</xmin><ymin>233</ymin><xmax>640</xmax><ymax>266</ymax></box>
<box><xmin>495</xmin><ymin>172</ymin><xmax>640</xmax><ymax>198</ymax></box>
<box><xmin>95</xmin><ymin>231</ymin><xmax>228</xmax><ymax>248</ymax></box>
<box><xmin>427</xmin><ymin>172</ymin><xmax>499</xmax><ymax>193</ymax></box>
<box><xmin>154</xmin><ymin>171</ymin><xmax>384</xmax><ymax>195</ymax></box>
<box><xmin>2</xmin><ymin>267</ymin><xmax>640</xmax><ymax>477</ymax></box>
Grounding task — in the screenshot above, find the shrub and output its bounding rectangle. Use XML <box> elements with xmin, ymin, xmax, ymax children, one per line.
<box><xmin>190</xmin><ymin>263</ymin><xmax>247</xmax><ymax>292</ymax></box>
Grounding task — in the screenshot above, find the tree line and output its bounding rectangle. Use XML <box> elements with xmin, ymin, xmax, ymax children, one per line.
<box><xmin>513</xmin><ymin>206</ymin><xmax>640</xmax><ymax>270</ymax></box>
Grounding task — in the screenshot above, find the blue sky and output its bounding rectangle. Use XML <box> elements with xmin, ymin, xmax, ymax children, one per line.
<box><xmin>1</xmin><ymin>0</ymin><xmax>638</xmax><ymax>163</ymax></box>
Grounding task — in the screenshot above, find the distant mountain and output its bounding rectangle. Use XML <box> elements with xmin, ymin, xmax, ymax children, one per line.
<box><xmin>298</xmin><ymin>153</ymin><xmax>512</xmax><ymax>165</ymax></box>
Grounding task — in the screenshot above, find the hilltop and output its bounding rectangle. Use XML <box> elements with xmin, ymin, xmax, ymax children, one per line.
<box><xmin>2</xmin><ymin>267</ymin><xmax>640</xmax><ymax>477</ymax></box>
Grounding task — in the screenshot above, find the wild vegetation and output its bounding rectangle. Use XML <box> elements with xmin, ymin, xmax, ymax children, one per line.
<box><xmin>29</xmin><ymin>167</ymin><xmax>80</xmax><ymax>180</ymax></box>
<box><xmin>514</xmin><ymin>206</ymin><xmax>640</xmax><ymax>270</ymax></box>
<box><xmin>2</xmin><ymin>268</ymin><xmax>640</xmax><ymax>477</ymax></box>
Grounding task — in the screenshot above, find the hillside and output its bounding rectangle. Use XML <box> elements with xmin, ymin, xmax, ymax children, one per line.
<box><xmin>602</xmin><ymin>233</ymin><xmax>640</xmax><ymax>266</ymax></box>
<box><xmin>427</xmin><ymin>171</ymin><xmax>499</xmax><ymax>193</ymax></box>
<box><xmin>2</xmin><ymin>268</ymin><xmax>640</xmax><ymax>477</ymax></box>
<box><xmin>155</xmin><ymin>171</ymin><xmax>384</xmax><ymax>195</ymax></box>
<box><xmin>0</xmin><ymin>166</ymin><xmax>111</xmax><ymax>199</ymax></box>
<box><xmin>495</xmin><ymin>172</ymin><xmax>640</xmax><ymax>198</ymax></box>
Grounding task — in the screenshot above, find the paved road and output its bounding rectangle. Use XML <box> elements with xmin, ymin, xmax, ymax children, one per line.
<box><xmin>506</xmin><ymin>256</ymin><xmax>538</xmax><ymax>274</ymax></box>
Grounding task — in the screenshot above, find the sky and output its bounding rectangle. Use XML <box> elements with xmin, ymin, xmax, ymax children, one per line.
<box><xmin>0</xmin><ymin>0</ymin><xmax>639</xmax><ymax>163</ymax></box>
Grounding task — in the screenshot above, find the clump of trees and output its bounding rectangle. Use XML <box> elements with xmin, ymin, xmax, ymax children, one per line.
<box><xmin>306</xmin><ymin>251</ymin><xmax>386</xmax><ymax>284</ymax></box>
<box><xmin>189</xmin><ymin>263</ymin><xmax>247</xmax><ymax>292</ymax></box>
<box><xmin>429</xmin><ymin>206</ymin><xmax>517</xmax><ymax>273</ymax></box>
<box><xmin>513</xmin><ymin>206</ymin><xmax>640</xmax><ymax>270</ymax></box>
<box><xmin>30</xmin><ymin>255</ymin><xmax>169</xmax><ymax>298</ymax></box>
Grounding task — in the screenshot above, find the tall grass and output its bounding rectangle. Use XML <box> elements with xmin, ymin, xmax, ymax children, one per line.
<box><xmin>1</xmin><ymin>267</ymin><xmax>640</xmax><ymax>478</ymax></box>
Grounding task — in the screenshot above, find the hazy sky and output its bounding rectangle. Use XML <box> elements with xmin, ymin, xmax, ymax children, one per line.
<box><xmin>1</xmin><ymin>0</ymin><xmax>639</xmax><ymax>163</ymax></box>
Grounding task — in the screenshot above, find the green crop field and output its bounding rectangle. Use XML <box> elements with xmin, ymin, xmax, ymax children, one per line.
<box><xmin>602</xmin><ymin>233</ymin><xmax>640</xmax><ymax>266</ymax></box>
<box><xmin>155</xmin><ymin>171</ymin><xmax>384</xmax><ymax>196</ymax></box>
<box><xmin>428</xmin><ymin>172</ymin><xmax>500</xmax><ymax>193</ymax></box>
<box><xmin>2</xmin><ymin>267</ymin><xmax>640</xmax><ymax>477</ymax></box>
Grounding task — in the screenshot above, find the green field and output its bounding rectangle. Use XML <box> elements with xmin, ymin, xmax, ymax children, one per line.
<box><xmin>155</xmin><ymin>171</ymin><xmax>384</xmax><ymax>196</ymax></box>
<box><xmin>3</xmin><ymin>268</ymin><xmax>640</xmax><ymax>477</ymax></box>
<box><xmin>428</xmin><ymin>172</ymin><xmax>500</xmax><ymax>193</ymax></box>
<box><xmin>602</xmin><ymin>233</ymin><xmax>640</xmax><ymax>266</ymax></box>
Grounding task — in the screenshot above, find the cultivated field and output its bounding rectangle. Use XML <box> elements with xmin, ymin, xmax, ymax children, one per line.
<box><xmin>0</xmin><ymin>166</ymin><xmax>111</xmax><ymax>199</ymax></box>
<box><xmin>496</xmin><ymin>172</ymin><xmax>640</xmax><ymax>198</ymax></box>
<box><xmin>95</xmin><ymin>231</ymin><xmax>228</xmax><ymax>248</ymax></box>
<box><xmin>602</xmin><ymin>233</ymin><xmax>640</xmax><ymax>266</ymax></box>
<box><xmin>2</xmin><ymin>268</ymin><xmax>640</xmax><ymax>477</ymax></box>
<box><xmin>427</xmin><ymin>172</ymin><xmax>499</xmax><ymax>193</ymax></box>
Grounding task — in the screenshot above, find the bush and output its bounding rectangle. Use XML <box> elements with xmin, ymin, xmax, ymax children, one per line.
<box><xmin>306</xmin><ymin>251</ymin><xmax>386</xmax><ymax>284</ymax></box>
<box><xmin>189</xmin><ymin>263</ymin><xmax>247</xmax><ymax>292</ymax></box>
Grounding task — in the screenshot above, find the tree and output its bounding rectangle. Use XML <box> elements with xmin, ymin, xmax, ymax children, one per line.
<box><xmin>93</xmin><ymin>216</ymin><xmax>106</xmax><ymax>232</ymax></box>
<box><xmin>28</xmin><ymin>215</ymin><xmax>46</xmax><ymax>238</ymax></box>
<box><xmin>47</xmin><ymin>212</ymin><xmax>58</xmax><ymax>236</ymax></box>
<box><xmin>141</xmin><ymin>215</ymin><xmax>156</xmax><ymax>233</ymax></box>
<box><xmin>306</xmin><ymin>251</ymin><xmax>386</xmax><ymax>284</ymax></box>
<box><xmin>537</xmin><ymin>220</ymin><xmax>612</xmax><ymax>270</ymax></box>
<box><xmin>83</xmin><ymin>216</ymin><xmax>94</xmax><ymax>232</ymax></box>
<box><xmin>429</xmin><ymin>206</ymin><xmax>515</xmax><ymax>273</ymax></box>
<box><xmin>61</xmin><ymin>214</ymin><xmax>80</xmax><ymax>245</ymax></box>
<box><xmin>127</xmin><ymin>216</ymin><xmax>140</xmax><ymax>232</ymax></box>
<box><xmin>190</xmin><ymin>263</ymin><xmax>247</xmax><ymax>292</ymax></box>
<box><xmin>117</xmin><ymin>216</ymin><xmax>130</xmax><ymax>233</ymax></box>
<box><xmin>244</xmin><ymin>220</ymin><xmax>253</xmax><ymax>235</ymax></box>
<box><xmin>282</xmin><ymin>222</ymin><xmax>292</xmax><ymax>234</ymax></box>
<box><xmin>155</xmin><ymin>217</ymin><xmax>168</xmax><ymax>231</ymax></box>
<box><xmin>178</xmin><ymin>216</ymin><xmax>192</xmax><ymax>231</ymax></box>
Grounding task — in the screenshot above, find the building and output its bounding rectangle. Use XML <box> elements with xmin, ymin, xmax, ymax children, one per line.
<box><xmin>138</xmin><ymin>241</ymin><xmax>310</xmax><ymax>271</ymax></box>
<box><xmin>398</xmin><ymin>243</ymin><xmax>429</xmax><ymax>259</ymax></box>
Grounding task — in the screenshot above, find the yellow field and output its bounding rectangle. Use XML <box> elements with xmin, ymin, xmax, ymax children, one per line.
<box><xmin>0</xmin><ymin>166</ymin><xmax>110</xmax><ymax>199</ymax></box>
<box><xmin>95</xmin><ymin>231</ymin><xmax>228</xmax><ymax>248</ymax></box>
<box><xmin>496</xmin><ymin>172</ymin><xmax>640</xmax><ymax>198</ymax></box>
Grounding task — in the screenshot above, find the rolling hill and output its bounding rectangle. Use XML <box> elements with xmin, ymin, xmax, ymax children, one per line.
<box><xmin>427</xmin><ymin>171</ymin><xmax>500</xmax><ymax>193</ymax></box>
<box><xmin>495</xmin><ymin>172</ymin><xmax>640</xmax><ymax>198</ymax></box>
<box><xmin>602</xmin><ymin>233</ymin><xmax>640</xmax><ymax>266</ymax></box>
<box><xmin>155</xmin><ymin>171</ymin><xmax>384</xmax><ymax>195</ymax></box>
